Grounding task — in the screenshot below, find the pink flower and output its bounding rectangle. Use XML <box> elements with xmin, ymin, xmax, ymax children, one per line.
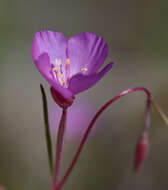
<box><xmin>32</xmin><ymin>31</ymin><xmax>114</xmax><ymax>107</ymax></box>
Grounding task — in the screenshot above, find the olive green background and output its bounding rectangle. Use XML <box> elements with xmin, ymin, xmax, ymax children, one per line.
<box><xmin>0</xmin><ymin>0</ymin><xmax>168</xmax><ymax>189</ymax></box>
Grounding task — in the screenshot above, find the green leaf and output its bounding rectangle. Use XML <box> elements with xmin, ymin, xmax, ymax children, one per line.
<box><xmin>40</xmin><ymin>84</ymin><xmax>53</xmax><ymax>176</ymax></box>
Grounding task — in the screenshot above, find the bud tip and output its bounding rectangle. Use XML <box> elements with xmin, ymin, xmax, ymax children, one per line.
<box><xmin>133</xmin><ymin>134</ymin><xmax>148</xmax><ymax>172</ymax></box>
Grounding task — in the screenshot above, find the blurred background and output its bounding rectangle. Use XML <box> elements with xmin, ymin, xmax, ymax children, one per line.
<box><xmin>1</xmin><ymin>0</ymin><xmax>168</xmax><ymax>189</ymax></box>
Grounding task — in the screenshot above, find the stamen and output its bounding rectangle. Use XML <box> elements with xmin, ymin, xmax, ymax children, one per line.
<box><xmin>58</xmin><ymin>73</ymin><xmax>65</xmax><ymax>79</ymax></box>
<box><xmin>66</xmin><ymin>59</ymin><xmax>70</xmax><ymax>65</ymax></box>
<box><xmin>81</xmin><ymin>68</ymin><xmax>87</xmax><ymax>71</ymax></box>
<box><xmin>61</xmin><ymin>81</ymin><xmax>65</xmax><ymax>86</ymax></box>
<box><xmin>52</xmin><ymin>58</ymin><xmax>68</xmax><ymax>86</ymax></box>
<box><xmin>66</xmin><ymin>59</ymin><xmax>70</xmax><ymax>71</ymax></box>
<box><xmin>58</xmin><ymin>73</ymin><xmax>66</xmax><ymax>86</ymax></box>
<box><xmin>65</xmin><ymin>59</ymin><xmax>70</xmax><ymax>83</ymax></box>
<box><xmin>53</xmin><ymin>67</ymin><xmax>59</xmax><ymax>72</ymax></box>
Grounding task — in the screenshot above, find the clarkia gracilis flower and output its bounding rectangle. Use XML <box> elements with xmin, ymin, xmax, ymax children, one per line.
<box><xmin>32</xmin><ymin>31</ymin><xmax>113</xmax><ymax>106</ymax></box>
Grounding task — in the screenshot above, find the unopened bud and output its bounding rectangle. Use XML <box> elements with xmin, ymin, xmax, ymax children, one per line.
<box><xmin>50</xmin><ymin>87</ymin><xmax>74</xmax><ymax>109</ymax></box>
<box><xmin>134</xmin><ymin>133</ymin><xmax>148</xmax><ymax>172</ymax></box>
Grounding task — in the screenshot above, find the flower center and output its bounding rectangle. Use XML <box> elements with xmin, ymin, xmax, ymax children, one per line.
<box><xmin>51</xmin><ymin>58</ymin><xmax>88</xmax><ymax>87</ymax></box>
<box><xmin>51</xmin><ymin>58</ymin><xmax>70</xmax><ymax>87</ymax></box>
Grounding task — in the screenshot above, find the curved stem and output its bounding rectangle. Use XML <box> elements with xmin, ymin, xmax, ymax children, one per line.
<box><xmin>53</xmin><ymin>108</ymin><xmax>67</xmax><ymax>186</ymax></box>
<box><xmin>144</xmin><ymin>98</ymin><xmax>151</xmax><ymax>132</ymax></box>
<box><xmin>58</xmin><ymin>87</ymin><xmax>152</xmax><ymax>189</ymax></box>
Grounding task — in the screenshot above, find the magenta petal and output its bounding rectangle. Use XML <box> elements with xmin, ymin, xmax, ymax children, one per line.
<box><xmin>68</xmin><ymin>62</ymin><xmax>114</xmax><ymax>94</ymax></box>
<box><xmin>68</xmin><ymin>32</ymin><xmax>108</xmax><ymax>75</ymax></box>
<box><xmin>32</xmin><ymin>30</ymin><xmax>67</xmax><ymax>62</ymax></box>
<box><xmin>35</xmin><ymin>53</ymin><xmax>73</xmax><ymax>99</ymax></box>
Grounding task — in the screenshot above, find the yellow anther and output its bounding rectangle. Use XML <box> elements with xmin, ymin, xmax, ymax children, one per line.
<box><xmin>66</xmin><ymin>59</ymin><xmax>70</xmax><ymax>65</ymax></box>
<box><xmin>58</xmin><ymin>73</ymin><xmax>64</xmax><ymax>78</ymax></box>
<box><xmin>81</xmin><ymin>68</ymin><xmax>87</xmax><ymax>71</ymax></box>
<box><xmin>53</xmin><ymin>67</ymin><xmax>59</xmax><ymax>71</ymax></box>
<box><xmin>61</xmin><ymin>81</ymin><xmax>65</xmax><ymax>86</ymax></box>
<box><xmin>66</xmin><ymin>59</ymin><xmax>70</xmax><ymax>72</ymax></box>
<box><xmin>58</xmin><ymin>73</ymin><xmax>66</xmax><ymax>86</ymax></box>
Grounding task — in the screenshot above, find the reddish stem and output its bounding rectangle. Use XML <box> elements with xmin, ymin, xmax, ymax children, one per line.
<box><xmin>53</xmin><ymin>108</ymin><xmax>67</xmax><ymax>186</ymax></box>
<box><xmin>58</xmin><ymin>87</ymin><xmax>152</xmax><ymax>189</ymax></box>
<box><xmin>143</xmin><ymin>98</ymin><xmax>151</xmax><ymax>132</ymax></box>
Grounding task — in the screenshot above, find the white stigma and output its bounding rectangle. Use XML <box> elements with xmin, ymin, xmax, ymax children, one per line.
<box><xmin>55</xmin><ymin>59</ymin><xmax>62</xmax><ymax>66</ymax></box>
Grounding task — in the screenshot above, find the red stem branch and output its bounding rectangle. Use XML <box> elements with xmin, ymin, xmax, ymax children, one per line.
<box><xmin>58</xmin><ymin>87</ymin><xmax>152</xmax><ymax>189</ymax></box>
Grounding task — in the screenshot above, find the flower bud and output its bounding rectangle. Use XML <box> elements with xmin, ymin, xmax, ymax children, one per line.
<box><xmin>134</xmin><ymin>133</ymin><xmax>148</xmax><ymax>172</ymax></box>
<box><xmin>50</xmin><ymin>87</ymin><xmax>74</xmax><ymax>109</ymax></box>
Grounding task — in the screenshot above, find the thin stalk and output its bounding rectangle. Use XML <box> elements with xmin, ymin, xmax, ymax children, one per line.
<box><xmin>144</xmin><ymin>98</ymin><xmax>151</xmax><ymax>132</ymax></box>
<box><xmin>151</xmin><ymin>99</ymin><xmax>168</xmax><ymax>127</ymax></box>
<box><xmin>40</xmin><ymin>84</ymin><xmax>53</xmax><ymax>176</ymax></box>
<box><xmin>58</xmin><ymin>87</ymin><xmax>152</xmax><ymax>189</ymax></box>
<box><xmin>53</xmin><ymin>108</ymin><xmax>67</xmax><ymax>185</ymax></box>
